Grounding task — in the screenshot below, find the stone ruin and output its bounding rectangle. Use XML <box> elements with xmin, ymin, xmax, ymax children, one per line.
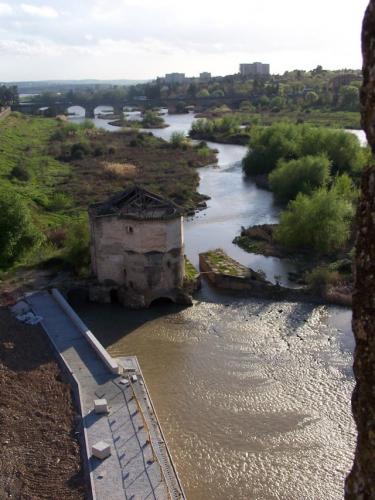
<box><xmin>88</xmin><ymin>186</ymin><xmax>191</xmax><ymax>308</ymax></box>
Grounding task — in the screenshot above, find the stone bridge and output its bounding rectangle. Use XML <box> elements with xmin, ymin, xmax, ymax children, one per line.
<box><xmin>12</xmin><ymin>94</ymin><xmax>260</xmax><ymax>117</ymax></box>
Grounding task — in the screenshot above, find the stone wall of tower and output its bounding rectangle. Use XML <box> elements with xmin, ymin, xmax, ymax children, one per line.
<box><xmin>89</xmin><ymin>213</ymin><xmax>184</xmax><ymax>304</ymax></box>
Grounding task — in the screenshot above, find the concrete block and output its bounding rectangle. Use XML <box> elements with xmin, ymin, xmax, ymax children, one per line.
<box><xmin>11</xmin><ymin>301</ymin><xmax>30</xmax><ymax>316</ymax></box>
<box><xmin>92</xmin><ymin>440</ymin><xmax>111</xmax><ymax>460</ymax></box>
<box><xmin>94</xmin><ymin>398</ymin><xmax>108</xmax><ymax>414</ymax></box>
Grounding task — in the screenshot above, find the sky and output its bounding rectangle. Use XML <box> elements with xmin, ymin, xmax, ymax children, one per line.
<box><xmin>0</xmin><ymin>0</ymin><xmax>370</xmax><ymax>82</ymax></box>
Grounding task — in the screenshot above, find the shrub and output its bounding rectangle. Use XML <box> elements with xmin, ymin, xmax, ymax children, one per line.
<box><xmin>10</xmin><ymin>164</ymin><xmax>30</xmax><ymax>181</ymax></box>
<box><xmin>170</xmin><ymin>131</ymin><xmax>186</xmax><ymax>148</ymax></box>
<box><xmin>70</xmin><ymin>142</ymin><xmax>90</xmax><ymax>160</ymax></box>
<box><xmin>48</xmin><ymin>192</ymin><xmax>73</xmax><ymax>211</ymax></box>
<box><xmin>242</xmin><ymin>123</ymin><xmax>301</xmax><ymax>176</ymax></box>
<box><xmin>299</xmin><ymin>126</ymin><xmax>365</xmax><ymax>176</ymax></box>
<box><xmin>269</xmin><ymin>155</ymin><xmax>331</xmax><ymax>203</ymax></box>
<box><xmin>305</xmin><ymin>266</ymin><xmax>340</xmax><ymax>291</ymax></box>
<box><xmin>64</xmin><ymin>219</ymin><xmax>90</xmax><ymax>276</ymax></box>
<box><xmin>275</xmin><ymin>187</ymin><xmax>354</xmax><ymax>254</ymax></box>
<box><xmin>142</xmin><ymin>110</ymin><xmax>164</xmax><ymax>127</ymax></box>
<box><xmin>93</xmin><ymin>146</ymin><xmax>104</xmax><ymax>156</ymax></box>
<box><xmin>197</xmin><ymin>145</ymin><xmax>211</xmax><ymax>158</ymax></box>
<box><xmin>0</xmin><ymin>189</ymin><xmax>41</xmax><ymax>268</ymax></box>
<box><xmin>80</xmin><ymin>119</ymin><xmax>95</xmax><ymax>130</ymax></box>
<box><xmin>46</xmin><ymin>227</ymin><xmax>67</xmax><ymax>248</ymax></box>
<box><xmin>242</xmin><ymin>122</ymin><xmax>366</xmax><ymax>178</ymax></box>
<box><xmin>51</xmin><ymin>123</ymin><xmax>81</xmax><ymax>141</ymax></box>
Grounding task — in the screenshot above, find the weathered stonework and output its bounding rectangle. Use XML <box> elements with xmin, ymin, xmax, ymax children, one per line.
<box><xmin>89</xmin><ymin>187</ymin><xmax>191</xmax><ymax>308</ymax></box>
<box><xmin>345</xmin><ymin>2</ymin><xmax>375</xmax><ymax>497</ymax></box>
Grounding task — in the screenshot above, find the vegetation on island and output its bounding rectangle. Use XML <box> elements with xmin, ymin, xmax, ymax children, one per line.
<box><xmin>235</xmin><ymin>121</ymin><xmax>368</xmax><ymax>297</ymax></box>
<box><xmin>189</xmin><ymin>115</ymin><xmax>251</xmax><ymax>144</ymax></box>
<box><xmin>0</xmin><ymin>113</ymin><xmax>216</xmax><ymax>280</ymax></box>
<box><xmin>109</xmin><ymin>110</ymin><xmax>168</xmax><ymax>129</ymax></box>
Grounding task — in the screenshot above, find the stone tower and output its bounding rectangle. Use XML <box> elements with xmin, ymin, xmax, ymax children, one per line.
<box><xmin>88</xmin><ymin>187</ymin><xmax>190</xmax><ymax>308</ymax></box>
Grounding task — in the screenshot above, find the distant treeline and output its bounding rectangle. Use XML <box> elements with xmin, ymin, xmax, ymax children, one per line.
<box><xmin>30</xmin><ymin>66</ymin><xmax>361</xmax><ymax>115</ymax></box>
<box><xmin>0</xmin><ymin>85</ymin><xmax>18</xmax><ymax>107</ymax></box>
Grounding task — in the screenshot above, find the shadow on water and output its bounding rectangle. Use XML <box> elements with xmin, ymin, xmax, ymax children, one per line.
<box><xmin>72</xmin><ymin>298</ymin><xmax>188</xmax><ymax>349</ymax></box>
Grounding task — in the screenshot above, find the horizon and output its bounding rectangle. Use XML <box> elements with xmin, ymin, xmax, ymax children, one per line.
<box><xmin>1</xmin><ymin>66</ymin><xmax>363</xmax><ymax>86</ymax></box>
<box><xmin>0</xmin><ymin>0</ymin><xmax>368</xmax><ymax>81</ymax></box>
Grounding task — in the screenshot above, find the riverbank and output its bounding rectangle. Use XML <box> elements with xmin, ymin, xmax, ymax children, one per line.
<box><xmin>233</xmin><ymin>224</ymin><xmax>353</xmax><ymax>306</ymax></box>
<box><xmin>0</xmin><ymin>307</ymin><xmax>85</xmax><ymax>498</ymax></box>
<box><xmin>0</xmin><ymin>113</ymin><xmax>217</xmax><ymax>280</ymax></box>
<box><xmin>200</xmin><ymin>248</ymin><xmax>351</xmax><ymax>306</ymax></box>
<box><xmin>189</xmin><ymin>128</ymin><xmax>251</xmax><ymax>145</ymax></box>
<box><xmin>108</xmin><ymin>118</ymin><xmax>169</xmax><ymax>129</ymax></box>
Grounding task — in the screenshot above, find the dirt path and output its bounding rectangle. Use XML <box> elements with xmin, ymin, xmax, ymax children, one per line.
<box><xmin>0</xmin><ymin>308</ymin><xmax>85</xmax><ymax>499</ymax></box>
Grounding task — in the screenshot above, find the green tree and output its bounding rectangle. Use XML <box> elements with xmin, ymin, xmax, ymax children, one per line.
<box><xmin>304</xmin><ymin>91</ymin><xmax>319</xmax><ymax>107</ymax></box>
<box><xmin>212</xmin><ymin>89</ymin><xmax>225</xmax><ymax>97</ymax></box>
<box><xmin>338</xmin><ymin>85</ymin><xmax>359</xmax><ymax>111</ymax></box>
<box><xmin>258</xmin><ymin>95</ymin><xmax>270</xmax><ymax>108</ymax></box>
<box><xmin>300</xmin><ymin>126</ymin><xmax>365</xmax><ymax>175</ymax></box>
<box><xmin>269</xmin><ymin>155</ymin><xmax>331</xmax><ymax>203</ymax></box>
<box><xmin>0</xmin><ymin>189</ymin><xmax>41</xmax><ymax>268</ymax></box>
<box><xmin>275</xmin><ymin>187</ymin><xmax>354</xmax><ymax>254</ymax></box>
<box><xmin>242</xmin><ymin>123</ymin><xmax>301</xmax><ymax>175</ymax></box>
<box><xmin>197</xmin><ymin>89</ymin><xmax>210</xmax><ymax>97</ymax></box>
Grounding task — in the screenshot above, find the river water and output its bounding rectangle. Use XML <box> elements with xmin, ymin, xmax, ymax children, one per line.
<box><xmin>69</xmin><ymin>106</ymin><xmax>356</xmax><ymax>499</ymax></box>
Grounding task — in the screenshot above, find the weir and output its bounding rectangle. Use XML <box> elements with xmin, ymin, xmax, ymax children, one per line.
<box><xmin>26</xmin><ymin>289</ymin><xmax>185</xmax><ymax>500</ymax></box>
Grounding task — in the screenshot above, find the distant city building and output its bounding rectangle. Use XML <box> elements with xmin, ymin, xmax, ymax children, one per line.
<box><xmin>199</xmin><ymin>72</ymin><xmax>211</xmax><ymax>82</ymax></box>
<box><xmin>164</xmin><ymin>73</ymin><xmax>186</xmax><ymax>84</ymax></box>
<box><xmin>239</xmin><ymin>63</ymin><xmax>270</xmax><ymax>77</ymax></box>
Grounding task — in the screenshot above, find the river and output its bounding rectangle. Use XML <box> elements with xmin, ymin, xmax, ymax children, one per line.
<box><xmin>69</xmin><ymin>106</ymin><xmax>355</xmax><ymax>499</ymax></box>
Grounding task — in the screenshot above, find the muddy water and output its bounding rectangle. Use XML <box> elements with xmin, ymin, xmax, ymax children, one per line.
<box><xmin>77</xmin><ymin>297</ymin><xmax>354</xmax><ymax>500</ymax></box>
<box><xmin>70</xmin><ymin>107</ymin><xmax>355</xmax><ymax>499</ymax></box>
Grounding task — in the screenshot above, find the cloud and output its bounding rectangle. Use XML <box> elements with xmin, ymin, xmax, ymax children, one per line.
<box><xmin>0</xmin><ymin>2</ymin><xmax>12</xmax><ymax>15</ymax></box>
<box><xmin>0</xmin><ymin>39</ymin><xmax>61</xmax><ymax>56</ymax></box>
<box><xmin>21</xmin><ymin>3</ymin><xmax>58</xmax><ymax>18</ymax></box>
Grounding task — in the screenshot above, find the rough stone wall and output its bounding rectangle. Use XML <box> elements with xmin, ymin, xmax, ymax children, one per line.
<box><xmin>345</xmin><ymin>2</ymin><xmax>375</xmax><ymax>497</ymax></box>
<box><xmin>89</xmin><ymin>213</ymin><xmax>184</xmax><ymax>293</ymax></box>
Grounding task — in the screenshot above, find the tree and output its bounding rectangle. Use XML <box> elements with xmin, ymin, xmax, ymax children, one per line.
<box><xmin>0</xmin><ymin>189</ymin><xmax>41</xmax><ymax>268</ymax></box>
<box><xmin>269</xmin><ymin>155</ymin><xmax>331</xmax><ymax>203</ymax></box>
<box><xmin>270</xmin><ymin>96</ymin><xmax>284</xmax><ymax>110</ymax></box>
<box><xmin>338</xmin><ymin>85</ymin><xmax>359</xmax><ymax>111</ymax></box>
<box><xmin>304</xmin><ymin>91</ymin><xmax>319</xmax><ymax>107</ymax></box>
<box><xmin>0</xmin><ymin>85</ymin><xmax>19</xmax><ymax>107</ymax></box>
<box><xmin>300</xmin><ymin>126</ymin><xmax>365</xmax><ymax>176</ymax></box>
<box><xmin>258</xmin><ymin>95</ymin><xmax>270</xmax><ymax>108</ymax></box>
<box><xmin>197</xmin><ymin>89</ymin><xmax>210</xmax><ymax>97</ymax></box>
<box><xmin>275</xmin><ymin>186</ymin><xmax>354</xmax><ymax>254</ymax></box>
<box><xmin>242</xmin><ymin>123</ymin><xmax>301</xmax><ymax>175</ymax></box>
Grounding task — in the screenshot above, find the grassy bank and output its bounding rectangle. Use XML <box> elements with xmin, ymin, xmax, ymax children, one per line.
<box><xmin>0</xmin><ymin>113</ymin><xmax>216</xmax><ymax>277</ymax></box>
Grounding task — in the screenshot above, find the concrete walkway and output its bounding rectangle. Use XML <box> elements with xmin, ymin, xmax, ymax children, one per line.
<box><xmin>27</xmin><ymin>291</ymin><xmax>184</xmax><ymax>500</ymax></box>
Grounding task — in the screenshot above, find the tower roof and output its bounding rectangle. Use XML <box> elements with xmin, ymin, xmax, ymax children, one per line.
<box><xmin>89</xmin><ymin>186</ymin><xmax>182</xmax><ymax>220</ymax></box>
